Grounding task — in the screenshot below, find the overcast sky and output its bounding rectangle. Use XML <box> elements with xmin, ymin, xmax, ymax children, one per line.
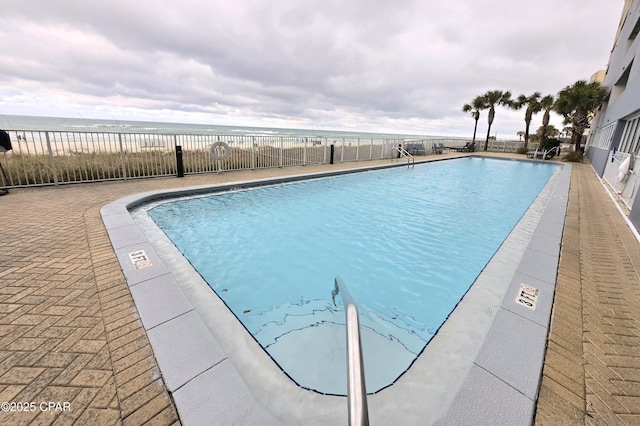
<box><xmin>0</xmin><ymin>1</ymin><xmax>624</xmax><ymax>137</ymax></box>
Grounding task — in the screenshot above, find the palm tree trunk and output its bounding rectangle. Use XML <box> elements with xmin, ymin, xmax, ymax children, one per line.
<box><xmin>540</xmin><ymin>127</ymin><xmax>547</xmax><ymax>148</ymax></box>
<box><xmin>523</xmin><ymin>120</ymin><xmax>531</xmax><ymax>150</ymax></box>
<box><xmin>541</xmin><ymin>110</ymin><xmax>550</xmax><ymax>150</ymax></box>
<box><xmin>485</xmin><ymin>107</ymin><xmax>495</xmax><ymax>151</ymax></box>
<box><xmin>484</xmin><ymin>125</ymin><xmax>491</xmax><ymax>151</ymax></box>
<box><xmin>574</xmin><ymin>132</ymin><xmax>583</xmax><ymax>152</ymax></box>
<box><xmin>472</xmin><ymin>118</ymin><xmax>478</xmax><ymax>144</ymax></box>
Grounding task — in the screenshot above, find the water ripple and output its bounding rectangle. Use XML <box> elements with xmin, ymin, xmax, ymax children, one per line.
<box><xmin>149</xmin><ymin>157</ymin><xmax>559</xmax><ymax>391</ymax></box>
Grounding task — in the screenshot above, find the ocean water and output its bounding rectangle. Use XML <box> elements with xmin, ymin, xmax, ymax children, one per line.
<box><xmin>147</xmin><ymin>157</ymin><xmax>560</xmax><ymax>394</ymax></box>
<box><xmin>0</xmin><ymin>114</ymin><xmax>450</xmax><ymax>141</ymax></box>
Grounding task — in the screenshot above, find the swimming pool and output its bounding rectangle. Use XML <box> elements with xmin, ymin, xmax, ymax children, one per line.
<box><xmin>104</xmin><ymin>156</ymin><xmax>570</xmax><ymax>424</ymax></box>
<box><xmin>143</xmin><ymin>157</ymin><xmax>560</xmax><ymax>395</ymax></box>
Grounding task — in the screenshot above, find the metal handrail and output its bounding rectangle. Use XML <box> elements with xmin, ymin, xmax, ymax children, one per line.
<box><xmin>332</xmin><ymin>276</ymin><xmax>369</xmax><ymax>426</ymax></box>
<box><xmin>392</xmin><ymin>146</ymin><xmax>415</xmax><ymax>166</ymax></box>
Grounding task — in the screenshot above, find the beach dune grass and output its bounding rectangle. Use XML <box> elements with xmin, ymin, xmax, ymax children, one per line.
<box><xmin>0</xmin><ymin>144</ymin><xmax>371</xmax><ymax>186</ymax></box>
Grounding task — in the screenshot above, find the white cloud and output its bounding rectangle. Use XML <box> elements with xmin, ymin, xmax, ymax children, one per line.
<box><xmin>0</xmin><ymin>0</ymin><xmax>623</xmax><ymax>137</ymax></box>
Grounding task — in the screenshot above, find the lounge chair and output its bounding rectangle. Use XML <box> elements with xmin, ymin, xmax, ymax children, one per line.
<box><xmin>545</xmin><ymin>146</ymin><xmax>559</xmax><ymax>159</ymax></box>
<box><xmin>405</xmin><ymin>143</ymin><xmax>426</xmax><ymax>155</ymax></box>
<box><xmin>453</xmin><ymin>142</ymin><xmax>470</xmax><ymax>152</ymax></box>
<box><xmin>432</xmin><ymin>143</ymin><xmax>444</xmax><ymax>154</ymax></box>
<box><xmin>454</xmin><ymin>141</ymin><xmax>476</xmax><ymax>152</ymax></box>
<box><xmin>526</xmin><ymin>146</ymin><xmax>559</xmax><ymax>160</ymax></box>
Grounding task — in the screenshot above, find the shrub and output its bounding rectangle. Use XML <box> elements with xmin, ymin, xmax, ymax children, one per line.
<box><xmin>562</xmin><ymin>150</ymin><xmax>585</xmax><ymax>163</ymax></box>
<box><xmin>516</xmin><ymin>146</ymin><xmax>529</xmax><ymax>155</ymax></box>
<box><xmin>541</xmin><ymin>138</ymin><xmax>561</xmax><ymax>151</ymax></box>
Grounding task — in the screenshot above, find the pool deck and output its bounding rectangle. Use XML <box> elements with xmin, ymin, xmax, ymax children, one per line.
<box><xmin>0</xmin><ymin>152</ymin><xmax>639</xmax><ymax>425</ymax></box>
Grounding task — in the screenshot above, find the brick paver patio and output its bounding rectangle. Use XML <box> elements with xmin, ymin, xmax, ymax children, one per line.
<box><xmin>1</xmin><ymin>156</ymin><xmax>639</xmax><ymax>425</ymax></box>
<box><xmin>535</xmin><ymin>163</ymin><xmax>640</xmax><ymax>425</ymax></box>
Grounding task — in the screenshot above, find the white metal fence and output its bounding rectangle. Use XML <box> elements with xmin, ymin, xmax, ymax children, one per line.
<box><xmin>484</xmin><ymin>139</ymin><xmax>538</xmax><ymax>152</ymax></box>
<box><xmin>0</xmin><ymin>130</ymin><xmax>530</xmax><ymax>189</ymax></box>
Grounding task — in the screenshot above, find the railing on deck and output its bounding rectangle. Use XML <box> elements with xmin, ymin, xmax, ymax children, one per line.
<box><xmin>0</xmin><ymin>129</ymin><xmax>536</xmax><ymax>189</ymax></box>
<box><xmin>407</xmin><ymin>138</ymin><xmax>534</xmax><ymax>153</ymax></box>
<box><xmin>484</xmin><ymin>139</ymin><xmax>535</xmax><ymax>152</ymax></box>
<box><xmin>332</xmin><ymin>276</ymin><xmax>369</xmax><ymax>426</ymax></box>
<box><xmin>0</xmin><ymin>130</ymin><xmax>411</xmax><ymax>188</ymax></box>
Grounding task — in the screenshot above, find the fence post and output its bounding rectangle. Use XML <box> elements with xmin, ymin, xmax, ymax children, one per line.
<box><xmin>341</xmin><ymin>139</ymin><xmax>345</xmax><ymax>163</ymax></box>
<box><xmin>356</xmin><ymin>138</ymin><xmax>360</xmax><ymax>161</ymax></box>
<box><xmin>175</xmin><ymin>146</ymin><xmax>184</xmax><ymax>178</ymax></box>
<box><xmin>330</xmin><ymin>144</ymin><xmax>335</xmax><ymax>164</ymax></box>
<box><xmin>45</xmin><ymin>132</ymin><xmax>59</xmax><ymax>186</ymax></box>
<box><xmin>173</xmin><ymin>135</ymin><xmax>184</xmax><ymax>177</ymax></box>
<box><xmin>279</xmin><ymin>137</ymin><xmax>283</xmax><ymax>167</ymax></box>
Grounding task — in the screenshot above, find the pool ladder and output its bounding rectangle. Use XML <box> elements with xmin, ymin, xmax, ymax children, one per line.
<box><xmin>332</xmin><ymin>276</ymin><xmax>370</xmax><ymax>426</ymax></box>
<box><xmin>392</xmin><ymin>146</ymin><xmax>415</xmax><ymax>166</ymax></box>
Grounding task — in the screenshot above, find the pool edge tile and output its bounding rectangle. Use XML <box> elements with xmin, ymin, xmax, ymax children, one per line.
<box><xmin>129</xmin><ymin>273</ymin><xmax>195</xmax><ymax>330</ymax></box>
<box><xmin>146</xmin><ymin>310</ymin><xmax>227</xmax><ymax>392</ymax></box>
<box><xmin>501</xmin><ymin>272</ymin><xmax>555</xmax><ymax>328</ymax></box>
<box><xmin>434</xmin><ymin>364</ymin><xmax>534</xmax><ymax>426</ymax></box>
<box><xmin>172</xmin><ymin>359</ymin><xmax>281</xmax><ymax>426</ymax></box>
<box><xmin>473</xmin><ymin>308</ymin><xmax>548</xmax><ymax>400</ymax></box>
<box><xmin>517</xmin><ymin>247</ymin><xmax>560</xmax><ymax>285</ymax></box>
<box><xmin>114</xmin><ymin>242</ymin><xmax>170</xmax><ymax>286</ymax></box>
<box><xmin>105</xmin><ymin>224</ymin><xmax>148</xmax><ymax>249</ymax></box>
<box><xmin>101</xmin><ymin>211</ymin><xmax>135</xmax><ymax>229</ymax></box>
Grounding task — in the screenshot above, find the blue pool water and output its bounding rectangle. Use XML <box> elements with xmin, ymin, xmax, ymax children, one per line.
<box><xmin>148</xmin><ymin>157</ymin><xmax>559</xmax><ymax>394</ymax></box>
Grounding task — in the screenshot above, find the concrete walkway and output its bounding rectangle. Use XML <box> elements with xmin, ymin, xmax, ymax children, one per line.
<box><xmin>0</xmin><ymin>155</ymin><xmax>638</xmax><ymax>425</ymax></box>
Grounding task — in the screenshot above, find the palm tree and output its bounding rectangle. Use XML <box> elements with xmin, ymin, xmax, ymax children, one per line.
<box><xmin>538</xmin><ymin>95</ymin><xmax>555</xmax><ymax>147</ymax></box>
<box><xmin>478</xmin><ymin>90</ymin><xmax>513</xmax><ymax>151</ymax></box>
<box><xmin>517</xmin><ymin>131</ymin><xmax>525</xmax><ymax>141</ymax></box>
<box><xmin>513</xmin><ymin>92</ymin><xmax>542</xmax><ymax>150</ymax></box>
<box><xmin>553</xmin><ymin>80</ymin><xmax>608</xmax><ymax>151</ymax></box>
<box><xmin>462</xmin><ymin>96</ymin><xmax>485</xmax><ymax>145</ymax></box>
<box><xmin>535</xmin><ymin>124</ymin><xmax>559</xmax><ymax>139</ymax></box>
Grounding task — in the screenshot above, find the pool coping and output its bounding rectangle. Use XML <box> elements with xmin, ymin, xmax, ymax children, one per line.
<box><xmin>100</xmin><ymin>157</ymin><xmax>571</xmax><ymax>425</ymax></box>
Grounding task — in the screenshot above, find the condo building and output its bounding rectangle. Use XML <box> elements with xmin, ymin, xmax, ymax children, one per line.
<box><xmin>586</xmin><ymin>0</ymin><xmax>640</xmax><ymax>231</ymax></box>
